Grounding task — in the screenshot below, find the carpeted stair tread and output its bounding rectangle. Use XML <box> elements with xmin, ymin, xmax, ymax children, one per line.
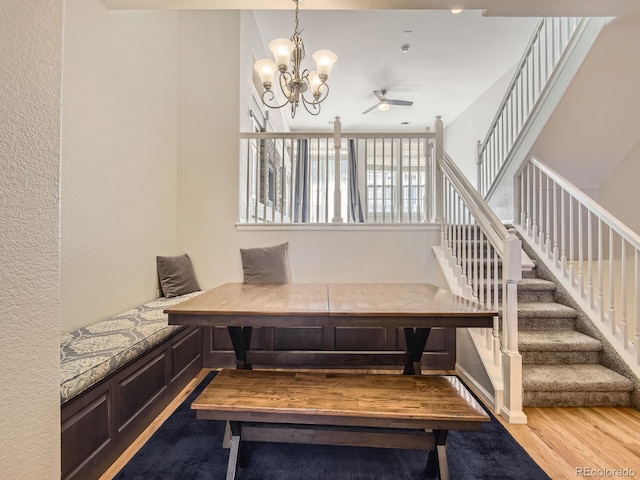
<box><xmin>480</xmin><ymin>278</ymin><xmax>555</xmax><ymax>291</ymax></box>
<box><xmin>522</xmin><ymin>364</ymin><xmax>633</xmax><ymax>392</ymax></box>
<box><xmin>519</xmin><ymin>330</ymin><xmax>602</xmax><ymax>352</ymax></box>
<box><xmin>518</xmin><ymin>278</ymin><xmax>556</xmax><ymax>291</ymax></box>
<box><xmin>516</xmin><ymin>302</ymin><xmax>577</xmax><ymax>318</ymax></box>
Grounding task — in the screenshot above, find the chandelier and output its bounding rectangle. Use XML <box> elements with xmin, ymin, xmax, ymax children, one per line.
<box><xmin>253</xmin><ymin>0</ymin><xmax>337</xmax><ymax>118</ymax></box>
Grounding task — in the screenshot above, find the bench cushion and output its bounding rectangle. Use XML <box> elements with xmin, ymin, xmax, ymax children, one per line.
<box><xmin>60</xmin><ymin>292</ymin><xmax>201</xmax><ymax>404</ymax></box>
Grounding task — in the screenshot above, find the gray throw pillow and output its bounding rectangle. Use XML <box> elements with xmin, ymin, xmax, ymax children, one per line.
<box><xmin>240</xmin><ymin>242</ymin><xmax>292</xmax><ymax>284</ymax></box>
<box><xmin>156</xmin><ymin>253</ymin><xmax>201</xmax><ymax>298</ymax></box>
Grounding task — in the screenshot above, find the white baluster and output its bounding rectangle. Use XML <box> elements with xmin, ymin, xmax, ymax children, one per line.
<box><xmin>609</xmin><ymin>227</ymin><xmax>615</xmax><ymax>332</ymax></box>
<box><xmin>578</xmin><ymin>202</ymin><xmax>584</xmax><ymax>297</ymax></box>
<box><xmin>588</xmin><ymin>211</ymin><xmax>594</xmax><ymax>309</ymax></box>
<box><xmin>598</xmin><ymin>219</ymin><xmax>604</xmax><ymax>323</ymax></box>
<box><xmin>621</xmin><ymin>240</ymin><xmax>628</xmax><ymax>347</ymax></box>
<box><xmin>569</xmin><ymin>195</ymin><xmax>575</xmax><ymax>285</ymax></box>
<box><xmin>332</xmin><ymin>117</ymin><xmax>343</xmax><ymax>223</ymax></box>
<box><xmin>561</xmin><ymin>188</ymin><xmax>567</xmax><ymax>277</ymax></box>
<box><xmin>635</xmin><ymin>251</ymin><xmax>640</xmax><ymax>363</ymax></box>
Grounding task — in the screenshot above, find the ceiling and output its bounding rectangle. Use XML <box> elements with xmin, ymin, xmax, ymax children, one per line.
<box><xmin>252</xmin><ymin>9</ymin><xmax>537</xmax><ymax>131</ymax></box>
<box><xmin>103</xmin><ymin>0</ymin><xmax>640</xmax><ymax>132</ymax></box>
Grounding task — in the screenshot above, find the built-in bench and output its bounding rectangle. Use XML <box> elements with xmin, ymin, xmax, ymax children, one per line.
<box><xmin>60</xmin><ymin>292</ymin><xmax>203</xmax><ymax>480</ymax></box>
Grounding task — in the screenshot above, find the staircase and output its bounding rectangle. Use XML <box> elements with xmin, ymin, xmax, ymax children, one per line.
<box><xmin>514</xmin><ymin>238</ymin><xmax>634</xmax><ymax>407</ymax></box>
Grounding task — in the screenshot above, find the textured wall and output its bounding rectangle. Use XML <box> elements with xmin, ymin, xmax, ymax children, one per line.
<box><xmin>61</xmin><ymin>1</ymin><xmax>179</xmax><ymax>332</ymax></box>
<box><xmin>0</xmin><ymin>0</ymin><xmax>63</xmax><ymax>477</ymax></box>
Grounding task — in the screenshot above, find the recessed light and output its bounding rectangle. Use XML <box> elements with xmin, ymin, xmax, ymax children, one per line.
<box><xmin>401</xmin><ymin>44</ymin><xmax>410</xmax><ymax>53</ymax></box>
<box><xmin>451</xmin><ymin>8</ymin><xmax>463</xmax><ymax>14</ymax></box>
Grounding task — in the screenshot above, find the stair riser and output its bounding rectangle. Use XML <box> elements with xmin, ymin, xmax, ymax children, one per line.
<box><xmin>519</xmin><ymin>291</ymin><xmax>555</xmax><ymax>302</ymax></box>
<box><xmin>518</xmin><ymin>318</ymin><xmax>576</xmax><ymax>331</ymax></box>
<box><xmin>521</xmin><ymin>351</ymin><xmax>600</xmax><ymax>364</ymax></box>
<box><xmin>481</xmin><ymin>286</ymin><xmax>555</xmax><ymax>303</ymax></box>
<box><xmin>523</xmin><ymin>391</ymin><xmax>631</xmax><ymax>407</ymax></box>
<box><xmin>456</xmin><ymin>264</ymin><xmax>538</xmax><ymax>279</ymax></box>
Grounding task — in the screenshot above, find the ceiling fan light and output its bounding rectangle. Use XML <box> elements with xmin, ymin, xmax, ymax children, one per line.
<box><xmin>254</xmin><ymin>58</ymin><xmax>277</xmax><ymax>88</ymax></box>
<box><xmin>378</xmin><ymin>100</ymin><xmax>391</xmax><ymax>111</ymax></box>
<box><xmin>268</xmin><ymin>38</ymin><xmax>295</xmax><ymax>70</ymax></box>
<box><xmin>312</xmin><ymin>50</ymin><xmax>338</xmax><ymax>81</ymax></box>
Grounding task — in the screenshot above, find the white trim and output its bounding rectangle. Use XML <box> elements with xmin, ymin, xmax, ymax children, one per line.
<box><xmin>456</xmin><ymin>363</ymin><xmax>502</xmax><ymax>416</ymax></box>
<box><xmin>236</xmin><ymin>223</ymin><xmax>441</xmax><ymax>232</ymax></box>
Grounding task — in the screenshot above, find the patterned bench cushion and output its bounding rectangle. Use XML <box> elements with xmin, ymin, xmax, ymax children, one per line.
<box><xmin>60</xmin><ymin>292</ymin><xmax>202</xmax><ymax>404</ymax></box>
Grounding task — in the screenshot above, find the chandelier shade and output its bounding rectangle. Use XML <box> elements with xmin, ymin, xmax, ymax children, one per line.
<box><xmin>253</xmin><ymin>0</ymin><xmax>337</xmax><ymax>118</ymax></box>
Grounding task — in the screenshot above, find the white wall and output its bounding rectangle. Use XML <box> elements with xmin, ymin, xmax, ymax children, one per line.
<box><xmin>444</xmin><ymin>66</ymin><xmax>516</xmax><ymax>185</ymax></box>
<box><xmin>598</xmin><ymin>140</ymin><xmax>640</xmax><ymax>235</ymax></box>
<box><xmin>531</xmin><ymin>12</ymin><xmax>640</xmax><ymax>192</ymax></box>
<box><xmin>61</xmin><ymin>1</ymin><xmax>179</xmax><ymax>332</ymax></box>
<box><xmin>0</xmin><ymin>0</ymin><xmax>62</xmax><ymax>477</ymax></box>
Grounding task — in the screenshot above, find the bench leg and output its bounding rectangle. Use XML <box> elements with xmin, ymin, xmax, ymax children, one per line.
<box><xmin>425</xmin><ymin>429</ymin><xmax>449</xmax><ymax>480</ymax></box>
<box><xmin>226</xmin><ymin>434</ymin><xmax>241</xmax><ymax>480</ymax></box>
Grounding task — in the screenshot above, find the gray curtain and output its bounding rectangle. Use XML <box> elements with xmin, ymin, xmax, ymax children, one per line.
<box><xmin>294</xmin><ymin>138</ymin><xmax>310</xmax><ymax>223</ymax></box>
<box><xmin>348</xmin><ymin>139</ymin><xmax>365</xmax><ymax>223</ymax></box>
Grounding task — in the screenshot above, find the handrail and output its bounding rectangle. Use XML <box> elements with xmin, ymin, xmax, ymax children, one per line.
<box><xmin>240</xmin><ymin>131</ymin><xmax>434</xmax><ymax>139</ymax></box>
<box><xmin>443</xmin><ymin>152</ymin><xmax>535</xmax><ymax>270</ymax></box>
<box><xmin>479</xmin><ymin>19</ymin><xmax>545</xmax><ymax>150</ymax></box>
<box><xmin>521</xmin><ymin>157</ymin><xmax>640</xmax><ymax>250</ymax></box>
<box><xmin>441</xmin><ymin>153</ymin><xmax>505</xmax><ymax>253</ymax></box>
<box><xmin>477</xmin><ymin>17</ymin><xmax>585</xmax><ymax>196</ymax></box>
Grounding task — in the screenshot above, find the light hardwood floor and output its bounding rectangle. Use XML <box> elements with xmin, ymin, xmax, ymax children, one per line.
<box><xmin>101</xmin><ymin>369</ymin><xmax>640</xmax><ymax>480</ymax></box>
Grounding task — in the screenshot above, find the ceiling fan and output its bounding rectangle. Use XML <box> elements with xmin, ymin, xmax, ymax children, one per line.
<box><xmin>363</xmin><ymin>89</ymin><xmax>414</xmax><ymax>114</ymax></box>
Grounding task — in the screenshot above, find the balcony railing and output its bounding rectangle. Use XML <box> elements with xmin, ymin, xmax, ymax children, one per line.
<box><xmin>239</xmin><ymin>117</ymin><xmax>438</xmax><ymax>225</ymax></box>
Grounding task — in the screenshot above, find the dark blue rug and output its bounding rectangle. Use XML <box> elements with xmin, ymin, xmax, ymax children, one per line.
<box><xmin>115</xmin><ymin>372</ymin><xmax>550</xmax><ymax>480</ymax></box>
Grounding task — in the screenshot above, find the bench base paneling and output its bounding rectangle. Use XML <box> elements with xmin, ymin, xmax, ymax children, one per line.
<box><xmin>61</xmin><ymin>326</ymin><xmax>202</xmax><ymax>480</ymax></box>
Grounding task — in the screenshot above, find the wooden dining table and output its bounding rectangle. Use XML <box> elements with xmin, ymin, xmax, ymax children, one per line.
<box><xmin>166</xmin><ymin>282</ymin><xmax>496</xmax><ymax>374</ymax></box>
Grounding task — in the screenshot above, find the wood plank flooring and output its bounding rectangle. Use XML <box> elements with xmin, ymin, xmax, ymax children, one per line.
<box><xmin>100</xmin><ymin>369</ymin><xmax>640</xmax><ymax>480</ymax></box>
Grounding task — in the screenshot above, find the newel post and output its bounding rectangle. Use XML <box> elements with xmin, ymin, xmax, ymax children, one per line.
<box><xmin>476</xmin><ymin>140</ymin><xmax>483</xmax><ymax>195</ymax></box>
<box><xmin>332</xmin><ymin>116</ymin><xmax>343</xmax><ymax>223</ymax></box>
<box><xmin>434</xmin><ymin>116</ymin><xmax>444</xmax><ymax>224</ymax></box>
<box><xmin>501</xmin><ymin>228</ymin><xmax>526</xmax><ymax>423</ymax></box>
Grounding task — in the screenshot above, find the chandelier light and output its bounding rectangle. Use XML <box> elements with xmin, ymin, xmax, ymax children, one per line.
<box><xmin>253</xmin><ymin>0</ymin><xmax>337</xmax><ymax>118</ymax></box>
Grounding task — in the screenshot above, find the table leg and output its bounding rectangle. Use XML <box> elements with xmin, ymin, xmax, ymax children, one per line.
<box><xmin>402</xmin><ymin>327</ymin><xmax>431</xmax><ymax>375</ymax></box>
<box><xmin>227</xmin><ymin>326</ymin><xmax>253</xmax><ymax>370</ymax></box>
<box><xmin>425</xmin><ymin>429</ymin><xmax>449</xmax><ymax>480</ymax></box>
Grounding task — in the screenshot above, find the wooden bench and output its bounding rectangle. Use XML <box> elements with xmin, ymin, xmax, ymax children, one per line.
<box><xmin>192</xmin><ymin>369</ymin><xmax>490</xmax><ymax>480</ymax></box>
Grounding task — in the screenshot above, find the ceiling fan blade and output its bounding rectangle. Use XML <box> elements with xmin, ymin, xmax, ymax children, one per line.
<box><xmin>373</xmin><ymin>90</ymin><xmax>386</xmax><ymax>101</ymax></box>
<box><xmin>388</xmin><ymin>99</ymin><xmax>413</xmax><ymax>106</ymax></box>
<box><xmin>362</xmin><ymin>103</ymin><xmax>381</xmax><ymax>114</ymax></box>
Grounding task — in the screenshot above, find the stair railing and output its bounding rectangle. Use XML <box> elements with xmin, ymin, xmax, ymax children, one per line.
<box><xmin>477</xmin><ymin>17</ymin><xmax>585</xmax><ymax>197</ymax></box>
<box><xmin>439</xmin><ymin>150</ymin><xmax>531</xmax><ymax>422</ymax></box>
<box><xmin>515</xmin><ymin>157</ymin><xmax>640</xmax><ymax>375</ymax></box>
